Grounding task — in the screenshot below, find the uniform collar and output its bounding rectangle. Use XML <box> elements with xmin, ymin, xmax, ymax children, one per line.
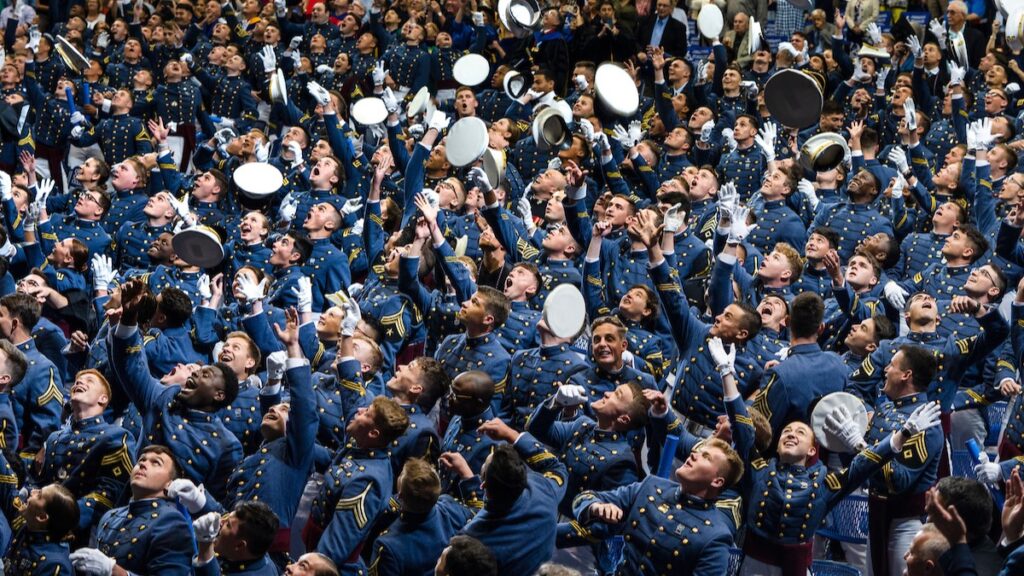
<box><xmin>462</xmin><ymin>407</ymin><xmax>495</xmax><ymax>430</ymax></box>
<box><xmin>220</xmin><ymin>555</ymin><xmax>269</xmax><ymax>573</ymax></box>
<box><xmin>788</xmin><ymin>343</ymin><xmax>821</xmax><ymax>355</ymax></box>
<box><xmin>72</xmin><ymin>414</ymin><xmax>106</xmax><ymax>430</ymax></box>
<box><xmin>763</xmin><ymin>199</ymin><xmax>787</xmax><ymax>210</ymax></box>
<box><xmin>539</xmin><ymin>343</ymin><xmax>570</xmax><ymax>357</ymax></box>
<box><xmin>466</xmin><ymin>332</ymin><xmax>495</xmax><ymax>347</ymax></box>
<box><xmin>891</xmin><ymin>391</ymin><xmax>928</xmax><ymax>409</ymax></box>
<box><xmin>907</xmin><ymin>331</ymin><xmax>941</xmax><ymax>343</ymax></box>
<box><xmin>15</xmin><ymin>339</ymin><xmax>36</xmax><ymax>353</ymax></box>
<box><xmin>674</xmin><ymin>488</ymin><xmax>715</xmax><ymax>510</ymax></box>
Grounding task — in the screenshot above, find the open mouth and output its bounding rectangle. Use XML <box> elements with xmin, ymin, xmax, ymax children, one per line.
<box><xmin>71</xmin><ymin>384</ymin><xmax>87</xmax><ymax>394</ymax></box>
<box><xmin>219</xmin><ymin>351</ymin><xmax>233</xmax><ymax>363</ymax></box>
<box><xmin>312</xmin><ymin>165</ymin><xmax>321</xmax><ymax>177</ymax></box>
<box><xmin>183</xmin><ymin>377</ymin><xmax>198</xmax><ymax>392</ymax></box>
<box><xmin>782</xmin><ymin>438</ymin><xmax>798</xmax><ymax>448</ymax></box>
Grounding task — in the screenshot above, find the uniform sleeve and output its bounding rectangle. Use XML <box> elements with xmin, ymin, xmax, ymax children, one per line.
<box><xmin>572</xmin><ymin>480</ymin><xmax>642</xmax><ymax>533</ymax></box>
<box><xmin>367</xmin><ymin>541</ymin><xmax>403</xmax><ymax>576</ymax></box>
<box><xmin>77</xmin><ymin>433</ymin><xmax>134</xmax><ymax>532</ymax></box>
<box><xmin>525</xmin><ymin>400</ymin><xmax>577</xmax><ymax>450</ymax></box>
<box><xmin>316</xmin><ymin>473</ymin><xmax>386</xmax><ymax>563</ymax></box>
<box><xmin>752</xmin><ymin>368</ymin><xmax>789</xmax><ymax>434</ymax></box>
<box><xmin>109</xmin><ymin>326</ymin><xmax>167</xmax><ymax>412</ymax></box>
<box><xmin>515</xmin><ymin>432</ymin><xmax>567</xmax><ymax>501</ymax></box>
<box><xmin>285</xmin><ymin>362</ymin><xmax>318</xmax><ymax>469</ymax></box>
<box><xmin>693</xmin><ymin>530</ymin><xmax>734</xmax><ymax>576</ymax></box>
<box><xmin>140</xmin><ymin>514</ymin><xmax>195</xmax><ymax>576</ymax></box>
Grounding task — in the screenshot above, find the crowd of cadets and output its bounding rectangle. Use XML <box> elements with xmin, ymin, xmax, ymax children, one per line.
<box><xmin>0</xmin><ymin>0</ymin><xmax>1023</xmax><ymax>574</ymax></box>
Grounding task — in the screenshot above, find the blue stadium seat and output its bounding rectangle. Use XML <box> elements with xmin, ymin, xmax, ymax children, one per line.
<box><xmin>986</xmin><ymin>401</ymin><xmax>1008</xmax><ymax>447</ymax></box>
<box><xmin>811</xmin><ymin>560</ymin><xmax>862</xmax><ymax>576</ymax></box>
<box><xmin>727</xmin><ymin>547</ymin><xmax>744</xmax><ymax>576</ymax></box>
<box><xmin>816</xmin><ymin>495</ymin><xmax>869</xmax><ymax>544</ymax></box>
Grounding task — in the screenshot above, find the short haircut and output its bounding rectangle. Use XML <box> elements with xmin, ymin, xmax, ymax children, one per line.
<box><xmin>778</xmin><ymin>163</ymin><xmax>802</xmax><ymax>194</ymax></box>
<box><xmin>898</xmin><ymin>345</ymin><xmax>937</xmax><ymax>391</ymax></box>
<box><xmin>158</xmin><ymin>287</ymin><xmax>194</xmax><ymax>329</ymax></box>
<box><xmin>413</xmin><ymin>357</ymin><xmax>449</xmax><ymax>412</ymax></box>
<box><xmin>289</xmin><ymin>232</ymin><xmax>314</xmax><ymax>265</ymax></box>
<box><xmin>0</xmin><ymin>293</ymin><xmax>41</xmax><ymax>331</ymax></box>
<box><xmin>591</xmin><ymin>314</ymin><xmax>627</xmax><ymax>338</ymax></box>
<box><xmin>0</xmin><ymin>340</ymin><xmax>27</xmax><ymax>386</ymax></box>
<box><xmin>139</xmin><ymin>444</ymin><xmax>184</xmax><ymax>479</ymax></box>
<box><xmin>704</xmin><ymin>437</ymin><xmax>744</xmax><ymax>488</ymax></box>
<box><xmin>212</xmin><ymin>362</ymin><xmax>241</xmax><ymax>408</ymax></box>
<box><xmin>124</xmin><ymin>157</ymin><xmax>150</xmax><ymax>189</ymax></box>
<box><xmin>811</xmin><ymin>226</ymin><xmax>840</xmax><ymax>249</ymax></box>
<box><xmin>444</xmin><ymin>535</ymin><xmax>498</xmax><ymax>576</ymax></box>
<box><xmin>773</xmin><ymin>243</ymin><xmax>804</xmax><ymax>283</ymax></box>
<box><xmin>371</xmin><ymin>396</ymin><xmax>410</xmax><ymax>445</ymax></box>
<box><xmin>789</xmin><ymin>292</ymin><xmax>824</xmax><ymax>339</ymax></box>
<box><xmin>482</xmin><ymin>444</ymin><xmax>528</xmax><ymax>509</ymax></box>
<box><xmin>233</xmin><ymin>501</ymin><xmax>280</xmax><ymax>556</ymax></box>
<box><xmin>77</xmin><ymin>368</ymin><xmax>112</xmax><ymax>398</ymax></box>
<box><xmin>959</xmin><ymin>225</ymin><xmax>990</xmax><ymax>263</ymax></box>
<box><xmin>733</xmin><ymin>302</ymin><xmax>762</xmax><ymax>342</ymax></box>
<box><xmin>352</xmin><ymin>335</ymin><xmax>383</xmax><ymax>373</ymax></box>
<box><xmin>821</xmin><ymin>99</ymin><xmax>844</xmax><ymax>116</ymax></box>
<box><xmin>511</xmin><ymin>262</ymin><xmax>542</xmax><ymax>297</ymax></box>
<box><xmin>208</xmin><ymin>168</ymin><xmax>229</xmax><ymax>196</ymax></box>
<box><xmin>476</xmin><ymin>286</ymin><xmax>511</xmax><ymax>329</ymax></box>
<box><xmin>860</xmin><ymin>126</ymin><xmax>879</xmax><ymax>151</ymax></box>
<box><xmin>935</xmin><ymin>477</ymin><xmax>992</xmax><ymax>546</ymax></box>
<box><xmin>225</xmin><ymin>331</ymin><xmax>262</xmax><ymax>375</ymax></box>
<box><xmin>871</xmin><ymin>314</ymin><xmax>896</xmax><ymax>343</ymax></box>
<box><xmin>622</xmin><ymin>382</ymin><xmax>651</xmax><ymax>430</ymax></box>
<box><xmin>399</xmin><ymin>458</ymin><xmax>441</xmax><ymax>514</ymax></box>
<box><xmin>43</xmin><ymin>484</ymin><xmax>80</xmax><ymax>540</ymax></box>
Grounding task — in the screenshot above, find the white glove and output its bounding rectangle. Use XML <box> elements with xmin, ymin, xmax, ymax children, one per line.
<box><xmin>547</xmin><ymin>157</ymin><xmax>562</xmax><ymax>171</ymax></box>
<box><xmin>25</xmin><ymin>28</ymin><xmax>40</xmax><ymax>51</ymax></box>
<box><xmin>888</xmin><ymin>172</ymin><xmax>906</xmax><ymax>199</ymax></box>
<box><xmin>254</xmin><ymin>140</ymin><xmax>271</xmax><ymax>163</ymax></box>
<box><xmin>197</xmin><ymin>273</ymin><xmax>212</xmax><ymax>300</ymax></box>
<box><xmin>906</xmin><ymin>35</ymin><xmax>922</xmax><ymax>58</ymax></box>
<box><xmin>876</xmin><ymin>66</ymin><xmax>890</xmax><ymax>91</ymax></box>
<box><xmin>718</xmin><ymin>182</ymin><xmax>739</xmax><ymax>215</ymax></box>
<box><xmin>471</xmin><ymin>10</ymin><xmax>484</xmax><ymax>26</ymax></box>
<box><xmin>266</xmin><ymin>350</ymin><xmax>287</xmax><ymax>381</ymax></box>
<box><xmin>728</xmin><ymin>205</ymin><xmax>754</xmax><ymax>243</ymax></box>
<box><xmin>888</xmin><ymin>146</ymin><xmax>910</xmax><ymax>175</ymax></box>
<box><xmin>468</xmin><ymin>166</ymin><xmax>491</xmax><ymax>193</ymax></box>
<box><xmin>289</xmin><ymin>49</ymin><xmax>301</xmax><ymax>68</ymax></box>
<box><xmin>179</xmin><ymin>51</ymin><xmax>192</xmax><ymax>65</ymax></box>
<box><xmin>974</xmin><ymin>452</ymin><xmax>1002</xmax><ymax>484</ymax></box>
<box><xmin>236</xmin><ymin>273</ymin><xmax>267</xmax><ymax>304</ymax></box>
<box><xmin>754</xmin><ymin>122</ymin><xmax>777</xmax><ymax>163</ymax></box>
<box><xmin>866</xmin><ymin>22</ymin><xmax>883</xmax><ymax>45</ymax></box>
<box><xmin>316</xmin><ymin>64</ymin><xmax>332</xmax><ymax>75</ymax></box>
<box><xmin>71</xmin><ymin>125</ymin><xmax>85</xmax><ymax>139</ymax></box>
<box><xmin>1008</xmin><ymin>82</ymin><xmax>1022</xmax><ymax>95</ymax></box>
<box><xmin>340</xmin><ymin>295</ymin><xmax>361</xmax><ymax>336</ymax></box>
<box><xmin>976</xmin><ymin>117</ymin><xmax>997</xmax><ymax>150</ymax></box>
<box><xmin>707</xmin><ymin>337</ymin><xmax>736</xmax><ymax>376</ymax></box>
<box><xmin>274</xmin><ymin>0</ymin><xmax>285</xmax><ymax>16</ymax></box>
<box><xmin>70</xmin><ymin>111</ymin><xmax>86</xmax><ymax>125</ymax></box>
<box><xmin>408</xmin><ymin>123</ymin><xmax>425</xmax><ymax>139</ymax></box>
<box><xmin>612</xmin><ymin>124</ymin><xmax>633</xmax><ymax>149</ymax></box>
<box><xmin>372</xmin><ymin>60</ymin><xmax>388</xmax><ymax>86</ymax></box>
<box><xmin>341</xmin><ymin>197</ymin><xmax>363</xmax><ymax>216</ymax></box>
<box><xmin>824</xmin><ymin>405</ymin><xmax>867</xmax><ymax>452</ymax></box>
<box><xmin>279</xmin><ymin>193</ymin><xmax>299</xmax><ymax>222</ymax></box>
<box><xmin>883</xmin><ymin>280</ymin><xmax>909</xmax><ymax>310</ymax></box>
<box><xmin>348</xmin><ymin>282</ymin><xmax>364</xmax><ymax>299</ymax></box>
<box><xmin>851</xmin><ymin>60</ymin><xmax>871</xmax><ymax>83</ymax></box>
<box><xmin>288</xmin><ymin>36</ymin><xmax>302</xmax><ymax>51</ymax></box>
<box><xmin>306</xmin><ymin>81</ymin><xmax>330</xmax><ymax>106</ymax></box>
<box><xmin>947</xmin><ymin>61</ymin><xmax>966</xmax><ymax>86</ymax></box>
<box><xmin>287</xmin><ymin>141</ymin><xmax>304</xmax><ymax>168</ymax></box>
<box><xmin>518</xmin><ymin>196</ymin><xmax>534</xmax><ymax>231</ymax></box>
<box><xmin>167</xmin><ymin>478</ymin><xmax>207</xmax><ymax>514</ymax></box>
<box><xmin>574</xmin><ymin>74</ymin><xmax>588</xmax><ymax>92</ymax></box>
<box><xmin>579</xmin><ymin>118</ymin><xmax>596</xmax><ymax>143</ymax></box>
<box><xmin>381</xmin><ymin>87</ymin><xmax>399</xmax><ymax>114</ymax></box>
<box><xmin>696</xmin><ymin>59</ymin><xmax>710</xmax><ymax>84</ymax></box>
<box><xmin>797</xmin><ymin>179</ymin><xmax>819</xmax><ymax>210</ymax></box>
<box><xmin>69</xmin><ymin>548</ymin><xmax>116</xmax><ymax>576</ymax></box>
<box><xmin>903</xmin><ymin>401</ymin><xmax>942</xmax><ymax>435</ymax></box>
<box><xmin>91</xmin><ymin>254</ymin><xmax>115</xmax><ymax>291</ymax></box>
<box><xmin>721</xmin><ymin>128</ymin><xmax>737</xmax><ymax>152</ymax></box>
<box><xmin>427</xmin><ymin>109</ymin><xmax>450</xmax><ymax>132</ymax></box>
<box><xmin>167</xmin><ymin>192</ymin><xmax>192</xmax><ymax>220</ymax></box>
<box><xmin>552</xmin><ymin>384</ymin><xmax>588</xmax><ymax>407</ymax></box>
<box><xmin>663</xmin><ymin>203</ymin><xmax>685</xmax><ymax>233</ymax></box>
<box><xmin>929</xmin><ymin>18</ymin><xmax>947</xmax><ymax>50</ymax></box>
<box><xmin>259</xmin><ymin>45</ymin><xmax>277</xmax><ymax>72</ymax></box>
<box><xmin>193</xmin><ymin>511</ymin><xmax>222</xmax><ymax>543</ymax></box>
<box><xmin>22</xmin><ymin>201</ymin><xmax>40</xmax><ymax>232</ymax></box>
<box><xmin>627</xmin><ymin>120</ymin><xmax>644</xmax><ymax>145</ymax></box>
<box><xmin>292</xmin><ymin>276</ymin><xmax>312</xmax><ymax>313</ymax></box>
<box><xmin>739</xmin><ymin>80</ymin><xmax>759</xmax><ymax>99</ymax></box>
<box><xmin>35</xmin><ymin>176</ymin><xmax>54</xmax><ymax>205</ymax></box>
<box><xmin>0</xmin><ymin>170</ymin><xmax>11</xmax><ymax>201</ymax></box>
<box><xmin>96</xmin><ymin>30</ymin><xmax>110</xmax><ymax>49</ymax></box>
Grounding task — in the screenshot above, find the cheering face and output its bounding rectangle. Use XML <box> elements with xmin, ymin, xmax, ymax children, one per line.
<box><xmin>590</xmin><ymin>323</ymin><xmax>627</xmax><ymax>370</ymax></box>
<box><xmin>261</xmin><ymin>402</ymin><xmax>289</xmax><ymax>440</ymax></box>
<box><xmin>776</xmin><ymin>422</ymin><xmax>816</xmax><ymax>462</ymax></box>
<box><xmin>218</xmin><ymin>337</ymin><xmax>256</xmax><ymax>377</ymax></box>
<box><xmin>179</xmin><ymin>365</ymin><xmax>227</xmax><ymax>407</ymax></box>
<box><xmin>756</xmin><ymin>296</ymin><xmax>787</xmax><ymax>330</ymax></box>
<box><xmin>591</xmin><ymin>384</ymin><xmax>635</xmax><ymax>421</ymax></box>
<box><xmin>905</xmin><ymin>293</ymin><xmax>938</xmax><ymax>325</ymax></box>
<box><xmin>675</xmin><ymin>445</ymin><xmax>727</xmax><ymax>490</ymax></box>
<box><xmin>619</xmin><ymin>287</ymin><xmax>651</xmax><ymax>319</ymax></box>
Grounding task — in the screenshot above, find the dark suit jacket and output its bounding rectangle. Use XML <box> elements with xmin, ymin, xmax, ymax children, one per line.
<box><xmin>637</xmin><ymin>15</ymin><xmax>687</xmax><ymax>58</ymax></box>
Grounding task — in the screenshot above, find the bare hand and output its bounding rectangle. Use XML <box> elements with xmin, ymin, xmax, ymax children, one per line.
<box><xmin>589</xmin><ymin>502</ymin><xmax>624</xmax><ymax>524</ymax></box>
<box><xmin>1004</xmin><ymin>469</ymin><xmax>1024</xmax><ymax>542</ymax></box>
<box><xmin>642</xmin><ymin>388</ymin><xmax>667</xmax><ymax>415</ymax></box>
<box><xmin>439</xmin><ymin>451</ymin><xmax>474</xmax><ymax>479</ymax></box>
<box><xmin>478</xmin><ymin>418</ymin><xmax>519</xmax><ymax>443</ymax></box>
<box><xmin>926</xmin><ymin>487</ymin><xmax>967</xmax><ymax>544</ymax></box>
